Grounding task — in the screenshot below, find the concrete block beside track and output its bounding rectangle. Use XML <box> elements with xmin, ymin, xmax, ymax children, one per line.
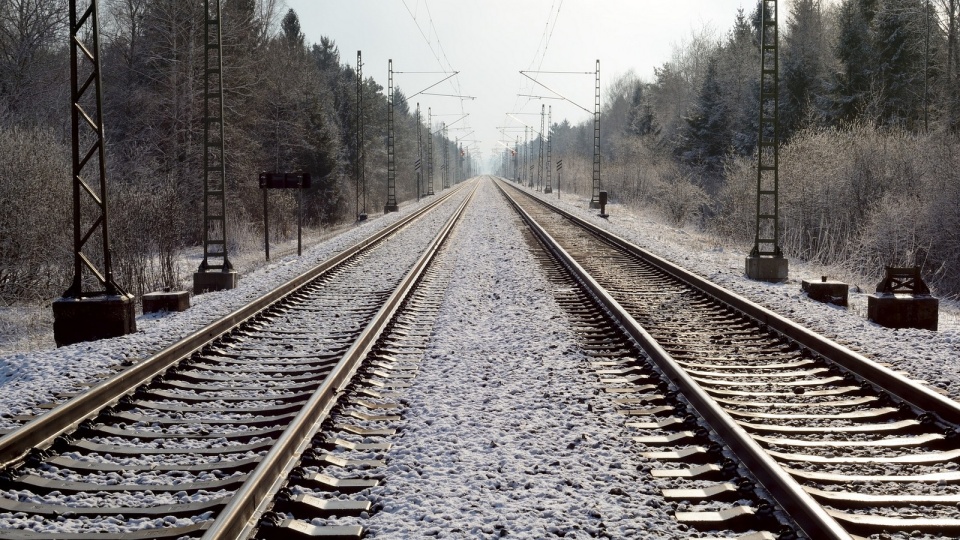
<box><xmin>142</xmin><ymin>290</ymin><xmax>190</xmax><ymax>314</ymax></box>
<box><xmin>745</xmin><ymin>256</ymin><xmax>788</xmax><ymax>283</ymax></box>
<box><xmin>193</xmin><ymin>270</ymin><xmax>238</xmax><ymax>294</ymax></box>
<box><xmin>868</xmin><ymin>293</ymin><xmax>938</xmax><ymax>331</ymax></box>
<box><xmin>801</xmin><ymin>278</ymin><xmax>849</xmax><ymax>307</ymax></box>
<box><xmin>52</xmin><ymin>293</ymin><xmax>137</xmax><ymax>346</ymax></box>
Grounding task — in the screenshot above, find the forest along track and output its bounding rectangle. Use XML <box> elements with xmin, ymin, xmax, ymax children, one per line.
<box><xmin>0</xmin><ymin>181</ymin><xmax>477</xmax><ymax>539</ymax></box>
<box><xmin>497</xmin><ymin>178</ymin><xmax>960</xmax><ymax>540</ymax></box>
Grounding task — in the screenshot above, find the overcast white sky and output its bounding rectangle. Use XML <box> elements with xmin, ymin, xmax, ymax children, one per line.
<box><xmin>284</xmin><ymin>0</ymin><xmax>755</xmax><ymax>161</ymax></box>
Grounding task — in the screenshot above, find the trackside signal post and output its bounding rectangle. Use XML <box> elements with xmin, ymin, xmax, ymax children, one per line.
<box><xmin>259</xmin><ymin>172</ymin><xmax>311</xmax><ymax>261</ymax></box>
<box><xmin>557</xmin><ymin>159</ymin><xmax>563</xmax><ymax>199</ymax></box>
<box><xmin>746</xmin><ymin>0</ymin><xmax>788</xmax><ymax>282</ymax></box>
<box><xmin>53</xmin><ymin>0</ymin><xmax>136</xmax><ymax>346</ymax></box>
<box><xmin>194</xmin><ymin>0</ymin><xmax>237</xmax><ymax>294</ymax></box>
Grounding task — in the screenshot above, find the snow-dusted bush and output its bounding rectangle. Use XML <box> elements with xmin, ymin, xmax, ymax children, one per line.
<box><xmin>0</xmin><ymin>126</ymin><xmax>72</xmax><ymax>304</ymax></box>
<box><xmin>709</xmin><ymin>124</ymin><xmax>960</xmax><ymax>297</ymax></box>
<box><xmin>602</xmin><ymin>138</ymin><xmax>671</xmax><ymax>211</ymax></box>
<box><xmin>108</xmin><ymin>176</ymin><xmax>190</xmax><ymax>297</ymax></box>
<box><xmin>655</xmin><ymin>166</ymin><xmax>708</xmax><ymax>227</ymax></box>
<box><xmin>548</xmin><ymin>154</ymin><xmax>593</xmax><ymax>199</ymax></box>
<box><xmin>711</xmin><ymin>156</ymin><xmax>755</xmax><ymax>244</ymax></box>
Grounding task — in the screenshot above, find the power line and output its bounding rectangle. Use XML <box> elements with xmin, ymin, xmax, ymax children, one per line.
<box><xmin>400</xmin><ymin>0</ymin><xmax>446</xmax><ymax>69</ymax></box>
<box><xmin>399</xmin><ymin>0</ymin><xmax>473</xmax><ymax>148</ymax></box>
<box><xmin>509</xmin><ymin>1</ymin><xmax>565</xmax><ymax>141</ymax></box>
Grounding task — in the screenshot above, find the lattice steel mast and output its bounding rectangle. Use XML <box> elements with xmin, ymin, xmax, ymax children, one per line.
<box><xmin>426</xmin><ymin>108</ymin><xmax>435</xmax><ymax>196</ymax></box>
<box><xmin>523</xmin><ymin>127</ymin><xmax>529</xmax><ymax>187</ymax></box>
<box><xmin>537</xmin><ymin>104</ymin><xmax>545</xmax><ymax>191</ymax></box>
<box><xmin>54</xmin><ymin>0</ymin><xmax>136</xmax><ymax>346</ymax></box>
<box><xmin>442</xmin><ymin>123</ymin><xmax>449</xmax><ymax>190</ymax></box>
<box><xmin>416</xmin><ymin>103</ymin><xmax>423</xmax><ymax>201</ymax></box>
<box><xmin>385</xmin><ymin>59</ymin><xmax>398</xmax><ymax>213</ymax></box>
<box><xmin>198</xmin><ymin>0</ymin><xmax>232</xmax><ymax>276</ymax></box>
<box><xmin>746</xmin><ymin>0</ymin><xmax>788</xmax><ymax>281</ymax></box>
<box><xmin>545</xmin><ymin>105</ymin><xmax>553</xmax><ymax>194</ymax></box>
<box><xmin>356</xmin><ymin>51</ymin><xmax>367</xmax><ymax>219</ymax></box>
<box><xmin>456</xmin><ymin>142</ymin><xmax>462</xmax><ymax>184</ymax></box>
<box><xmin>514</xmin><ymin>137</ymin><xmax>519</xmax><ymax>182</ymax></box>
<box><xmin>64</xmin><ymin>0</ymin><xmax>122</xmax><ymax>299</ymax></box>
<box><xmin>590</xmin><ymin>59</ymin><xmax>602</xmax><ymax>208</ymax></box>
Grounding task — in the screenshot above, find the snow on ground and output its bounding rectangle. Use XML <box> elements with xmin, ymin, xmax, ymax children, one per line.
<box><xmin>530</xmin><ymin>185</ymin><xmax>960</xmax><ymax>402</ymax></box>
<box><xmin>366</xmin><ymin>178</ymin><xmax>687</xmax><ymax>539</ymax></box>
<box><xmin>0</xmin><ymin>222</ymin><xmax>355</xmax><ymax>355</ymax></box>
<box><xmin>0</xmin><ymin>175</ymin><xmax>958</xmax><ymax>537</ymax></box>
<box><xmin>0</xmin><ymin>192</ymin><xmax>460</xmax><ymax>430</ymax></box>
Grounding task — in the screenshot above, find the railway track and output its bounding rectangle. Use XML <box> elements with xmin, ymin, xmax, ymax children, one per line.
<box><xmin>0</xmin><ymin>182</ymin><xmax>476</xmax><ymax>539</ymax></box>
<box><xmin>497</xmin><ymin>178</ymin><xmax>960</xmax><ymax>540</ymax></box>
<box><xmin>3</xmin><ymin>175</ymin><xmax>956</xmax><ymax>539</ymax></box>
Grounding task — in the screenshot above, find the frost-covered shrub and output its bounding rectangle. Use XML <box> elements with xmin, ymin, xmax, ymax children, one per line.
<box><xmin>109</xmin><ymin>176</ymin><xmax>190</xmax><ymax>297</ymax></box>
<box><xmin>602</xmin><ymin>138</ymin><xmax>668</xmax><ymax>209</ymax></box>
<box><xmin>849</xmin><ymin>193</ymin><xmax>929</xmax><ymax>281</ymax></box>
<box><xmin>708</xmin><ymin>123</ymin><xmax>960</xmax><ymax>297</ymax></box>
<box><xmin>0</xmin><ymin>127</ymin><xmax>72</xmax><ymax>303</ymax></box>
<box><xmin>711</xmin><ymin>156</ymin><xmax>755</xmax><ymax>243</ymax></box>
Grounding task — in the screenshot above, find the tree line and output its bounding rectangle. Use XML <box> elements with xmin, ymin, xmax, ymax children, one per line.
<box><xmin>0</xmin><ymin>1</ymin><xmax>461</xmax><ymax>305</ymax></box>
<box><xmin>510</xmin><ymin>0</ymin><xmax>960</xmax><ymax>297</ymax></box>
<box><xmin>4</xmin><ymin>0</ymin><xmax>960</xmax><ymax>307</ymax></box>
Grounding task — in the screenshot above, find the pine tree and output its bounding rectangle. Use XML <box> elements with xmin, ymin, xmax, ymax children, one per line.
<box><xmin>717</xmin><ymin>8</ymin><xmax>760</xmax><ymax>156</ymax></box>
<box><xmin>626</xmin><ymin>83</ymin><xmax>654</xmax><ymax>136</ymax></box>
<box><xmin>781</xmin><ymin>0</ymin><xmax>828</xmax><ymax>136</ymax></box>
<box><xmin>281</xmin><ymin>9</ymin><xmax>305</xmax><ymax>50</ymax></box>
<box><xmin>873</xmin><ymin>0</ymin><xmax>929</xmax><ymax>128</ymax></box>
<box><xmin>826</xmin><ymin>0</ymin><xmax>875</xmax><ymax>124</ymax></box>
<box><xmin>680</xmin><ymin>58</ymin><xmax>730</xmax><ymax>172</ymax></box>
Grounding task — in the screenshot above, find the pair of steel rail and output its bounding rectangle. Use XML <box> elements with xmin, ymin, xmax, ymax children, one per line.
<box><xmin>496</xmin><ymin>178</ymin><xmax>960</xmax><ymax>540</ymax></box>
<box><xmin>0</xmin><ymin>182</ymin><xmax>475</xmax><ymax>539</ymax></box>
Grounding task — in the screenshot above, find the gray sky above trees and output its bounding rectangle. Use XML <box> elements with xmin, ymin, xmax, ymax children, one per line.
<box><xmin>285</xmin><ymin>0</ymin><xmax>761</xmax><ymax>160</ymax></box>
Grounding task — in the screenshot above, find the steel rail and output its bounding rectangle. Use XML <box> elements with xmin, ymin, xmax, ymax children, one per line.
<box><xmin>498</xmin><ymin>182</ymin><xmax>960</xmax><ymax>424</ymax></box>
<box><xmin>0</xmin><ymin>185</ymin><xmax>469</xmax><ymax>471</ymax></box>
<box><xmin>204</xmin><ymin>180</ymin><xmax>480</xmax><ymax>539</ymax></box>
<box><xmin>495</xmin><ymin>179</ymin><xmax>852</xmax><ymax>540</ymax></box>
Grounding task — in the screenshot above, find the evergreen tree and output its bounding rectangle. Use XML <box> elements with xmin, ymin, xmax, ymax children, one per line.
<box><xmin>312</xmin><ymin>37</ymin><xmax>341</xmax><ymax>73</ymax></box>
<box><xmin>281</xmin><ymin>9</ymin><xmax>305</xmax><ymax>50</ymax></box>
<box><xmin>873</xmin><ymin>0</ymin><xmax>929</xmax><ymax>128</ymax></box>
<box><xmin>299</xmin><ymin>95</ymin><xmax>343</xmax><ymax>222</ymax></box>
<box><xmin>717</xmin><ymin>8</ymin><xmax>760</xmax><ymax>156</ymax></box>
<box><xmin>626</xmin><ymin>83</ymin><xmax>654</xmax><ymax>136</ymax></box>
<box><xmin>781</xmin><ymin>0</ymin><xmax>828</xmax><ymax>136</ymax></box>
<box><xmin>826</xmin><ymin>0</ymin><xmax>875</xmax><ymax>124</ymax></box>
<box><xmin>680</xmin><ymin>57</ymin><xmax>730</xmax><ymax>172</ymax></box>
